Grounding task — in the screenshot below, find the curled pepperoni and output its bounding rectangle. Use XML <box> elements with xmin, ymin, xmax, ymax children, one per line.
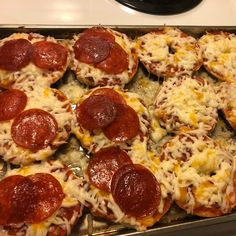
<box><xmin>0</xmin><ymin>39</ymin><xmax>32</xmax><ymax>71</ymax></box>
<box><xmin>74</xmin><ymin>36</ymin><xmax>111</xmax><ymax>64</ymax></box>
<box><xmin>103</xmin><ymin>104</ymin><xmax>140</xmax><ymax>142</ymax></box>
<box><xmin>76</xmin><ymin>95</ymin><xmax>117</xmax><ymax>131</ymax></box>
<box><xmin>87</xmin><ymin>146</ymin><xmax>132</xmax><ymax>192</ymax></box>
<box><xmin>0</xmin><ymin>173</ymin><xmax>64</xmax><ymax>225</ymax></box>
<box><xmin>32</xmin><ymin>41</ymin><xmax>68</xmax><ymax>71</ymax></box>
<box><xmin>91</xmin><ymin>88</ymin><xmax>126</xmax><ymax>105</ymax></box>
<box><xmin>111</xmin><ymin>164</ymin><xmax>161</xmax><ymax>218</ymax></box>
<box><xmin>0</xmin><ymin>89</ymin><xmax>27</xmax><ymax>121</ymax></box>
<box><xmin>11</xmin><ymin>109</ymin><xmax>58</xmax><ymax>151</ymax></box>
<box><xmin>96</xmin><ymin>42</ymin><xmax>129</xmax><ymax>74</ymax></box>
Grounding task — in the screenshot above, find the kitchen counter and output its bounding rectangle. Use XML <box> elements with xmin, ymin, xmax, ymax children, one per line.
<box><xmin>0</xmin><ymin>0</ymin><xmax>236</xmax><ymax>26</ymax></box>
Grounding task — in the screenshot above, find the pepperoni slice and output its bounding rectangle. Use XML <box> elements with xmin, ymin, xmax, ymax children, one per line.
<box><xmin>96</xmin><ymin>42</ymin><xmax>128</xmax><ymax>74</ymax></box>
<box><xmin>32</xmin><ymin>41</ymin><xmax>68</xmax><ymax>71</ymax></box>
<box><xmin>76</xmin><ymin>95</ymin><xmax>117</xmax><ymax>131</ymax></box>
<box><xmin>11</xmin><ymin>177</ymin><xmax>38</xmax><ymax>224</ymax></box>
<box><xmin>111</xmin><ymin>164</ymin><xmax>161</xmax><ymax>218</ymax></box>
<box><xmin>0</xmin><ymin>89</ymin><xmax>27</xmax><ymax>121</ymax></box>
<box><xmin>91</xmin><ymin>88</ymin><xmax>126</xmax><ymax>105</ymax></box>
<box><xmin>25</xmin><ymin>173</ymin><xmax>64</xmax><ymax>223</ymax></box>
<box><xmin>80</xmin><ymin>27</ymin><xmax>115</xmax><ymax>42</ymax></box>
<box><xmin>87</xmin><ymin>146</ymin><xmax>132</xmax><ymax>192</ymax></box>
<box><xmin>0</xmin><ymin>175</ymin><xmax>25</xmax><ymax>225</ymax></box>
<box><xmin>74</xmin><ymin>27</ymin><xmax>115</xmax><ymax>65</ymax></box>
<box><xmin>0</xmin><ymin>173</ymin><xmax>64</xmax><ymax>225</ymax></box>
<box><xmin>11</xmin><ymin>109</ymin><xmax>58</xmax><ymax>151</ymax></box>
<box><xmin>103</xmin><ymin>104</ymin><xmax>140</xmax><ymax>142</ymax></box>
<box><xmin>74</xmin><ymin>36</ymin><xmax>111</xmax><ymax>64</ymax></box>
<box><xmin>0</xmin><ymin>39</ymin><xmax>32</xmax><ymax>71</ymax></box>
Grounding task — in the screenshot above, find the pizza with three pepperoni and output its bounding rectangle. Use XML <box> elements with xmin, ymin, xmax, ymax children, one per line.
<box><xmin>73</xmin><ymin>86</ymin><xmax>150</xmax><ymax>153</ymax></box>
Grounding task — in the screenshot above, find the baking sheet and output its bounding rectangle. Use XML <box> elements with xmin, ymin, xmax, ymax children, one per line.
<box><xmin>0</xmin><ymin>25</ymin><xmax>236</xmax><ymax>236</ymax></box>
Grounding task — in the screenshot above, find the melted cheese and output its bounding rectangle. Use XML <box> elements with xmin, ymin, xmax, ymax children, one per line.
<box><xmin>212</xmin><ymin>119</ymin><xmax>236</xmax><ymax>157</ymax></box>
<box><xmin>149</xmin><ymin>107</ymin><xmax>167</xmax><ymax>143</ymax></box>
<box><xmin>58</xmin><ymin>73</ymin><xmax>88</xmax><ymax>104</ymax></box>
<box><xmin>154</xmin><ymin>76</ymin><xmax>219</xmax><ymax>132</ymax></box>
<box><xmin>220</xmin><ymin>81</ymin><xmax>236</xmax><ymax>116</ymax></box>
<box><xmin>0</xmin><ymin>86</ymin><xmax>73</xmax><ymax>165</ymax></box>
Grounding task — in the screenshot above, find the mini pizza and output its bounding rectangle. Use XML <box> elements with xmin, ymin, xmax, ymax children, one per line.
<box><xmin>0</xmin><ymin>86</ymin><xmax>73</xmax><ymax>165</ymax></box>
<box><xmin>0</xmin><ymin>33</ymin><xmax>69</xmax><ymax>88</ymax></box>
<box><xmin>78</xmin><ymin>146</ymin><xmax>171</xmax><ymax>231</ymax></box>
<box><xmin>199</xmin><ymin>31</ymin><xmax>236</xmax><ymax>82</ymax></box>
<box><xmin>135</xmin><ymin>27</ymin><xmax>202</xmax><ymax>78</ymax></box>
<box><xmin>160</xmin><ymin>131</ymin><xmax>236</xmax><ymax>217</ymax></box>
<box><xmin>72</xmin><ymin>87</ymin><xmax>150</xmax><ymax>153</ymax></box>
<box><xmin>219</xmin><ymin>81</ymin><xmax>236</xmax><ymax>131</ymax></box>
<box><xmin>154</xmin><ymin>76</ymin><xmax>219</xmax><ymax>133</ymax></box>
<box><xmin>70</xmin><ymin>27</ymin><xmax>138</xmax><ymax>87</ymax></box>
<box><xmin>0</xmin><ymin>160</ymin><xmax>83</xmax><ymax>236</ymax></box>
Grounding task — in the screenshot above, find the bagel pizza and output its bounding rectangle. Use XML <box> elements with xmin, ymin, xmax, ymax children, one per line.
<box><xmin>135</xmin><ymin>27</ymin><xmax>202</xmax><ymax>78</ymax></box>
<box><xmin>219</xmin><ymin>81</ymin><xmax>236</xmax><ymax>131</ymax></box>
<box><xmin>70</xmin><ymin>27</ymin><xmax>138</xmax><ymax>87</ymax></box>
<box><xmin>0</xmin><ymin>160</ymin><xmax>83</xmax><ymax>236</ymax></box>
<box><xmin>0</xmin><ymin>33</ymin><xmax>69</xmax><ymax>88</ymax></box>
<box><xmin>77</xmin><ymin>146</ymin><xmax>171</xmax><ymax>231</ymax></box>
<box><xmin>73</xmin><ymin>87</ymin><xmax>150</xmax><ymax>153</ymax></box>
<box><xmin>160</xmin><ymin>131</ymin><xmax>236</xmax><ymax>217</ymax></box>
<box><xmin>154</xmin><ymin>76</ymin><xmax>219</xmax><ymax>133</ymax></box>
<box><xmin>0</xmin><ymin>86</ymin><xmax>73</xmax><ymax>165</ymax></box>
<box><xmin>199</xmin><ymin>31</ymin><xmax>236</xmax><ymax>82</ymax></box>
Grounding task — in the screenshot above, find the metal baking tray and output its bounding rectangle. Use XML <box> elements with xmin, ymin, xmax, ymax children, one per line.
<box><xmin>0</xmin><ymin>24</ymin><xmax>236</xmax><ymax>236</ymax></box>
<box><xmin>0</xmin><ymin>24</ymin><xmax>236</xmax><ymax>38</ymax></box>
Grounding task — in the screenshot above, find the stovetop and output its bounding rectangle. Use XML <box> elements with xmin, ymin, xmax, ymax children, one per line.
<box><xmin>0</xmin><ymin>0</ymin><xmax>235</xmax><ymax>26</ymax></box>
<box><xmin>115</xmin><ymin>0</ymin><xmax>202</xmax><ymax>15</ymax></box>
